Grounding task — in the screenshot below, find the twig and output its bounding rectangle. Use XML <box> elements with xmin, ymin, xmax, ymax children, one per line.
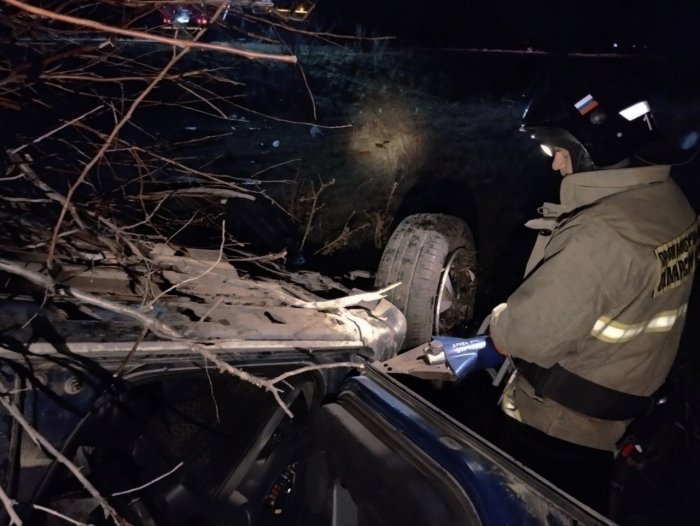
<box><xmin>228</xmin><ymin>249</ymin><xmax>287</xmax><ymax>262</ymax></box>
<box><xmin>113</xmin><ymin>326</ymin><xmax>150</xmax><ymax>379</ymax></box>
<box><xmin>265</xmin><ymin>362</ymin><xmax>365</xmax><ymax>417</ymax></box>
<box><xmin>178</xmin><ymin>81</ymin><xmax>229</xmax><ymax>120</ymax></box>
<box><xmin>120</xmin><ymin>194</ymin><xmax>170</xmax><ymax>232</ymax></box>
<box><xmin>10</xmin><ymin>153</ymin><xmax>87</xmax><ymax>230</ymax></box>
<box><xmin>230</xmin><ymin>102</ymin><xmax>352</xmax><ymax>129</ymax></box>
<box><xmin>194</xmin><ymin>343</ymin><xmax>362</xmax><ymax>418</ymax></box>
<box><xmin>314</xmin><ymin>212</ymin><xmax>370</xmax><ymax>255</ymax></box>
<box><xmin>0</xmin><ymin>259</ymin><xmax>54</xmax><ymax>290</ymax></box>
<box><xmin>111</xmin><ymin>461</ymin><xmax>184</xmax><ymax>497</ymax></box>
<box><xmin>296</xmin><ymin>63</ymin><xmax>317</xmax><ymax>121</ymax></box>
<box><xmin>0</xmin><ymin>485</ymin><xmax>21</xmax><ymax>526</ymax></box>
<box><xmin>0</xmin><ymin>385</ymin><xmax>122</xmax><ymax>525</ymax></box>
<box><xmin>300</xmin><ymin>177</ymin><xmax>335</xmax><ymax>249</ymax></box>
<box><xmin>95</xmin><ymin>216</ymin><xmax>150</xmax><ymax>268</ymax></box>
<box><xmin>68</xmin><ymin>287</ymin><xmax>182</xmax><ymax>339</ymax></box>
<box><xmin>10</xmin><ymin>104</ymin><xmax>104</xmax><ymax>155</ymax></box>
<box><xmin>373</xmin><ymin>181</ymin><xmax>399</xmax><ymax>248</ymax></box>
<box><xmin>40</xmin><ymin>69</ymin><xmax>220</xmax><ymax>83</ymax></box>
<box><xmin>0</xmin><ymin>174</ymin><xmax>23</xmax><ymax>181</ymax></box>
<box><xmin>250</xmin><ymin>158</ymin><xmax>302</xmax><ymax>179</ymax></box>
<box><xmin>0</xmin><ymin>259</ymin><xmax>180</xmax><ymax>339</ymax></box>
<box><xmin>203</xmin><ymin>358</ymin><xmax>221</xmax><ymax>424</ymax></box>
<box><xmin>47</xmin><ymin>45</ymin><xmax>193</xmax><ymax>268</ymax></box>
<box><xmin>0</xmin><ymin>196</ymin><xmax>52</xmax><ymax>203</ymax></box>
<box><xmin>166</xmin><ymin>212</ymin><xmax>199</xmax><ymax>244</ymax></box>
<box><xmin>70</xmin><ymin>121</ymin><xmax>256</xmax><ymax>190</ymax></box>
<box><xmin>146</xmin><ymin>220</ymin><xmax>226</xmax><ymax>307</ymax></box>
<box><xmin>189</xmin><ymin>297</ymin><xmax>224</xmax><ymax>333</ymax></box>
<box><xmin>269</xmin><ymin>361</ymin><xmax>363</xmax><ymax>386</ymax></box>
<box><xmin>133</xmin><ymin>188</ymin><xmax>253</xmax><ymax>202</ymax></box>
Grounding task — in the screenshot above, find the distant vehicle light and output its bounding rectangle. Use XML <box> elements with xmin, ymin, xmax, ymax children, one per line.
<box><xmin>160</xmin><ymin>4</ymin><xmax>209</xmax><ymax>27</ymax></box>
<box><xmin>223</xmin><ymin>1</ymin><xmax>312</xmax><ymax>21</ymax></box>
<box><xmin>276</xmin><ymin>7</ymin><xmax>308</xmax><ymax>15</ymax></box>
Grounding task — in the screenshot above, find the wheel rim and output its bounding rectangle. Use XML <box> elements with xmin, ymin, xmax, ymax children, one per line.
<box><xmin>434</xmin><ymin>247</ymin><xmax>476</xmax><ymax>335</ymax></box>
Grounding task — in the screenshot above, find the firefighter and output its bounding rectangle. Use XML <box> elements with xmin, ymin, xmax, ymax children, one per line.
<box><xmin>488</xmin><ymin>72</ymin><xmax>698</xmax><ymax>514</ymax></box>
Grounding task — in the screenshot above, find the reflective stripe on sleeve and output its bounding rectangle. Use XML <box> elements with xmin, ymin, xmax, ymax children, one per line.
<box><xmin>591</xmin><ymin>304</ymin><xmax>688</xmax><ymax>343</ymax></box>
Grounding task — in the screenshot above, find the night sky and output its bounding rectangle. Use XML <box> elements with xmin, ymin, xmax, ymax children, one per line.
<box><xmin>316</xmin><ymin>0</ymin><xmax>700</xmax><ymax>55</ymax></box>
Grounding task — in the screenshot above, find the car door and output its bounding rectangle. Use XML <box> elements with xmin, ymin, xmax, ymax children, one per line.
<box><xmin>304</xmin><ymin>365</ymin><xmax>616</xmax><ymax>526</ymax></box>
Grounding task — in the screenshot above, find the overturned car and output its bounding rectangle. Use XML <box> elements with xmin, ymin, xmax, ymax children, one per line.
<box><xmin>0</xmin><ymin>214</ymin><xmax>612</xmax><ymax>525</ymax></box>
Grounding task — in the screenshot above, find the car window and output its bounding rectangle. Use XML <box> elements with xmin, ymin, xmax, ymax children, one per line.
<box><xmin>305</xmin><ymin>398</ymin><xmax>482</xmax><ymax>526</ymax></box>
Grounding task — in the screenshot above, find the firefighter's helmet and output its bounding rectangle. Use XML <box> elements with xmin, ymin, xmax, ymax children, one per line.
<box><xmin>521</xmin><ymin>75</ymin><xmax>659</xmax><ymax>172</ymax></box>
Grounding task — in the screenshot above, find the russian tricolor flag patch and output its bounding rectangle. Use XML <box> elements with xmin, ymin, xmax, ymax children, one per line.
<box><xmin>574</xmin><ymin>94</ymin><xmax>599</xmax><ymax>115</ymax></box>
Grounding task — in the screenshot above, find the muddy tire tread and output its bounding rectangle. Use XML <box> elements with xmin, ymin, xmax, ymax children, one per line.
<box><xmin>375</xmin><ymin>213</ymin><xmax>474</xmax><ymax>349</ymax></box>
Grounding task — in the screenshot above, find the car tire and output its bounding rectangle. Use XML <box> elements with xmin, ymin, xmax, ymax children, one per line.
<box><xmin>375</xmin><ymin>213</ymin><xmax>477</xmax><ymax>350</ymax></box>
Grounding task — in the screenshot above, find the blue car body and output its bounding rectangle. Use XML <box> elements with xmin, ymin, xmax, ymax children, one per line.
<box><xmin>311</xmin><ymin>367</ymin><xmax>614</xmax><ymax>526</ymax></box>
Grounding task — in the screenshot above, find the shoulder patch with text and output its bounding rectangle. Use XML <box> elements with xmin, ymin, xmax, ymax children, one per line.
<box><xmin>654</xmin><ymin>218</ymin><xmax>700</xmax><ymax>297</ymax></box>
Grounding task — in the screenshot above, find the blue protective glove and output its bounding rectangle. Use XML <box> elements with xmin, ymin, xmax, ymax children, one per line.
<box><xmin>433</xmin><ymin>335</ymin><xmax>505</xmax><ymax>382</ymax></box>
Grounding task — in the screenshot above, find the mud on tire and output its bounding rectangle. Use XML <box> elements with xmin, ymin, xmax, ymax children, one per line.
<box><xmin>375</xmin><ymin>213</ymin><xmax>477</xmax><ymax>350</ymax></box>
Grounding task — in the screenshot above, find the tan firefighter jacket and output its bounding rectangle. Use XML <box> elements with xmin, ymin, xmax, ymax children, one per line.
<box><xmin>490</xmin><ymin>165</ymin><xmax>698</xmax><ymax>451</ymax></box>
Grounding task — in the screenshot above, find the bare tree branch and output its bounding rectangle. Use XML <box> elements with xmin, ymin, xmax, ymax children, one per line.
<box><xmin>0</xmin><ymin>386</ymin><xmax>123</xmax><ymax>526</ymax></box>
<box><xmin>146</xmin><ymin>219</ymin><xmax>226</xmax><ymax>307</ymax></box>
<box><xmin>300</xmin><ymin>177</ymin><xmax>335</xmax><ymax>249</ymax></box>
<box><xmin>0</xmin><ymin>485</ymin><xmax>22</xmax><ymax>526</ymax></box>
<box><xmin>47</xmin><ymin>44</ymin><xmax>193</xmax><ymax>267</ymax></box>
<box><xmin>269</xmin><ymin>361</ymin><xmax>364</xmax><ymax>386</ymax></box>
<box><xmin>10</xmin><ymin>105</ymin><xmax>105</xmax><ymax>155</ymax></box>
<box><xmin>111</xmin><ymin>462</ymin><xmax>184</xmax><ymax>497</ymax></box>
<box><xmin>0</xmin><ymin>258</ymin><xmax>179</xmax><ymax>338</ymax></box>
